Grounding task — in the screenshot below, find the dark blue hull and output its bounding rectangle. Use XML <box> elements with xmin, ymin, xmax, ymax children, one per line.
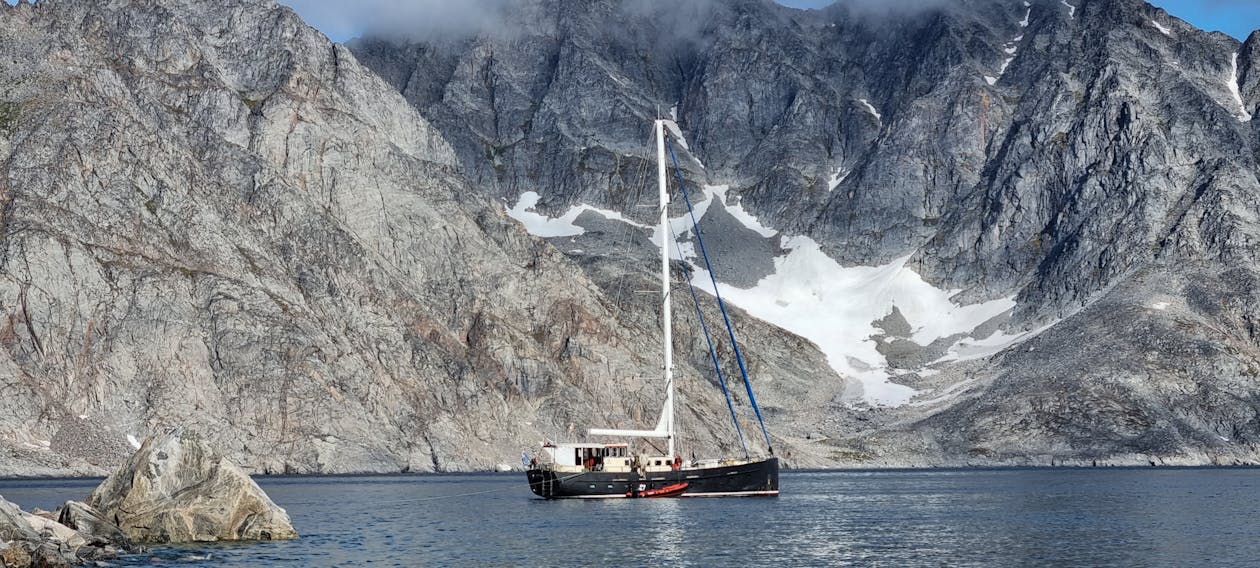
<box><xmin>527</xmin><ymin>457</ymin><xmax>779</xmax><ymax>499</ymax></box>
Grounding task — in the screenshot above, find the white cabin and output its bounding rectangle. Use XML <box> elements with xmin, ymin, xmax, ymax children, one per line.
<box><xmin>537</xmin><ymin>442</ymin><xmax>683</xmax><ymax>474</ymax></box>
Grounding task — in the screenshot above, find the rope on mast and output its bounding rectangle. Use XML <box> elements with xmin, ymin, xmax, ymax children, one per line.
<box><xmin>667</xmin><ymin>212</ymin><xmax>750</xmax><ymax>459</ymax></box>
<box><xmin>666</xmin><ymin>138</ymin><xmax>774</xmax><ymax>456</ymax></box>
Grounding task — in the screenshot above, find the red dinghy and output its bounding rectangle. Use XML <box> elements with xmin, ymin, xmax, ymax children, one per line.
<box><xmin>630</xmin><ymin>482</ymin><xmax>688</xmax><ymax>498</ymax></box>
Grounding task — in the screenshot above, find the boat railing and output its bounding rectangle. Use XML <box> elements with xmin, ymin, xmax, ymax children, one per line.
<box><xmin>689</xmin><ymin>457</ymin><xmax>755</xmax><ymax>469</ymax></box>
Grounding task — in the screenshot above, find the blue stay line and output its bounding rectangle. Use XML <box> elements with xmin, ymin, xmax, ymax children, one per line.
<box><xmin>666</xmin><ymin>139</ymin><xmax>774</xmax><ymax>456</ymax></box>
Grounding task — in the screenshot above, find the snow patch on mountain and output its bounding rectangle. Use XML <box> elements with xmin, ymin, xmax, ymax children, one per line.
<box><xmin>1149</xmin><ymin>20</ymin><xmax>1171</xmax><ymax>36</ymax></box>
<box><xmin>857</xmin><ymin>99</ymin><xmax>882</xmax><ymax>121</ymax></box>
<box><xmin>688</xmin><ymin>237</ymin><xmax>1016</xmax><ymax>407</ymax></box>
<box><xmin>510</xmin><ymin>167</ymin><xmax>1031</xmax><ymax>407</ymax></box>
<box><xmin>999</xmin><ymin>57</ymin><xmax>1014</xmax><ymax>74</ymax></box>
<box><xmin>992</xmin><ymin>23</ymin><xmax>1023</xmax><ymax>83</ymax></box>
<box><xmin>651</xmin><ymin>184</ymin><xmax>776</xmax><ymax>260</ymax></box>
<box><xmin>662</xmin><ymin>119</ymin><xmax>689</xmax><ymax>151</ymax></box>
<box><xmin>650</xmin><ymin>188</ymin><xmax>713</xmax><ymax>259</ymax></box>
<box><xmin>909</xmin><ymin>377</ymin><xmax>980</xmax><ymax>408</ymax></box>
<box><xmin>934</xmin><ymin>319</ymin><xmax>1057</xmax><ymax>364</ymax></box>
<box><xmin>507</xmin><ymin>191</ymin><xmax>649</xmax><ymax>237</ymax></box>
<box><xmin>1060</xmin><ymin>0</ymin><xmax>1075</xmax><ymax>19</ymax></box>
<box><xmin>1229</xmin><ymin>52</ymin><xmax>1253</xmax><ymax>122</ymax></box>
<box><xmin>517</xmin><ymin>176</ymin><xmax>1032</xmax><ymax>407</ymax></box>
<box><xmin>828</xmin><ymin>168</ymin><xmax>849</xmax><ymax>192</ymax></box>
<box><xmin>708</xmin><ymin>185</ymin><xmax>778</xmax><ymax>237</ymax></box>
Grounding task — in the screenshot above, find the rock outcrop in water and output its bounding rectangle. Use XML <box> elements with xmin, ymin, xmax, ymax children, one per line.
<box><xmin>87</xmin><ymin>428</ymin><xmax>297</xmax><ymax>543</ymax></box>
<box><xmin>0</xmin><ymin>428</ymin><xmax>289</xmax><ymax>567</ymax></box>
<box><xmin>0</xmin><ymin>495</ymin><xmax>130</xmax><ymax>568</ymax></box>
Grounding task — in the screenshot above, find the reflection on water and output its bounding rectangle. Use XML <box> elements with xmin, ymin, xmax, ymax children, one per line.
<box><xmin>1</xmin><ymin>468</ymin><xmax>1258</xmax><ymax>567</ymax></box>
<box><xmin>644</xmin><ymin>498</ymin><xmax>684</xmax><ymax>565</ymax></box>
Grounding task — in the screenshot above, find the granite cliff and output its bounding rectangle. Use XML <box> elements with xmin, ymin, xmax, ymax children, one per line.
<box><xmin>353</xmin><ymin>0</ymin><xmax>1260</xmax><ymax>466</ymax></box>
<box><xmin>1</xmin><ymin>0</ymin><xmax>1258</xmax><ymax>475</ymax></box>
<box><xmin>0</xmin><ymin>0</ymin><xmax>826</xmax><ymax>476</ymax></box>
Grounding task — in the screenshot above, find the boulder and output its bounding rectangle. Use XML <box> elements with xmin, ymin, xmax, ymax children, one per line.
<box><xmin>22</xmin><ymin>515</ymin><xmax>85</xmax><ymax>550</ymax></box>
<box><xmin>21</xmin><ymin>540</ymin><xmax>74</xmax><ymax>568</ymax></box>
<box><xmin>87</xmin><ymin>427</ymin><xmax>297</xmax><ymax>543</ymax></box>
<box><xmin>55</xmin><ymin>502</ymin><xmax>134</xmax><ymax>551</ymax></box>
<box><xmin>0</xmin><ymin>496</ymin><xmax>82</xmax><ymax>568</ymax></box>
<box><xmin>0</xmin><ymin>497</ymin><xmax>38</xmax><ymax>544</ymax></box>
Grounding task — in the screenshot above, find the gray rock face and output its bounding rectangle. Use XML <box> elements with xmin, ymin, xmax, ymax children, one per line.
<box><xmin>353</xmin><ymin>0</ymin><xmax>1259</xmax><ymax>304</ymax></box>
<box><xmin>353</xmin><ymin>0</ymin><xmax>1260</xmax><ymax>466</ymax></box>
<box><xmin>0</xmin><ymin>498</ymin><xmax>38</xmax><ymax>545</ymax></box>
<box><xmin>57</xmin><ymin>501</ymin><xmax>134</xmax><ymax>551</ymax></box>
<box><xmin>0</xmin><ymin>494</ymin><xmax>124</xmax><ymax>568</ymax></box>
<box><xmin>88</xmin><ymin>427</ymin><xmax>297</xmax><ymax>543</ymax></box>
<box><xmin>1</xmin><ymin>0</ymin><xmax>1257</xmax><ymax>473</ymax></box>
<box><xmin>832</xmin><ymin>263</ymin><xmax>1260</xmax><ymax>467</ymax></box>
<box><xmin>0</xmin><ymin>0</ymin><xmax>833</xmax><ymax>475</ymax></box>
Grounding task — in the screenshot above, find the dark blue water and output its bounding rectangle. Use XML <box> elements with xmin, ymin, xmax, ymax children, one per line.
<box><xmin>1</xmin><ymin>468</ymin><xmax>1258</xmax><ymax>567</ymax></box>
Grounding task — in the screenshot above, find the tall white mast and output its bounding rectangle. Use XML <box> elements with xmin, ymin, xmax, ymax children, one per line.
<box><xmin>585</xmin><ymin>120</ymin><xmax>677</xmax><ymax>454</ymax></box>
<box><xmin>656</xmin><ymin>119</ymin><xmax>675</xmax><ymax>458</ymax></box>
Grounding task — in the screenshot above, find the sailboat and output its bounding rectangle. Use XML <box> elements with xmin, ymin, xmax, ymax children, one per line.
<box><xmin>525</xmin><ymin>119</ymin><xmax>779</xmax><ymax>499</ymax></box>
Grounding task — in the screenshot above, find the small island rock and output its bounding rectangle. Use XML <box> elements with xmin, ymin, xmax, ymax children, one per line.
<box><xmin>87</xmin><ymin>427</ymin><xmax>298</xmax><ymax>543</ymax></box>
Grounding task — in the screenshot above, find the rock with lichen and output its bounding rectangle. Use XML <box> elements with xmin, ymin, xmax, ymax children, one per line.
<box><xmin>87</xmin><ymin>427</ymin><xmax>297</xmax><ymax>543</ymax></box>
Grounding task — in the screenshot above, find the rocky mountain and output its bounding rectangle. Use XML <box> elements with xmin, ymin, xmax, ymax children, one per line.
<box><xmin>352</xmin><ymin>0</ymin><xmax>1260</xmax><ymax>466</ymax></box>
<box><xmin>0</xmin><ymin>0</ymin><xmax>828</xmax><ymax>476</ymax></box>
<box><xmin>0</xmin><ymin>0</ymin><xmax>1258</xmax><ymax>477</ymax></box>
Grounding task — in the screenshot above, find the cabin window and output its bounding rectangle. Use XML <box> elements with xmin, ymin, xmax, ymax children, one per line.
<box><xmin>655</xmin><ymin>460</ymin><xmax>662</xmax><ymax>466</ymax></box>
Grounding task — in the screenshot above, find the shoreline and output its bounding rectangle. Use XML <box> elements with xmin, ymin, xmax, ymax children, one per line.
<box><xmin>4</xmin><ymin>462</ymin><xmax>1260</xmax><ymax>483</ymax></box>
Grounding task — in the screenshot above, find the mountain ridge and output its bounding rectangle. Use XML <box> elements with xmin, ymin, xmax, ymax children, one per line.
<box><xmin>353</xmin><ymin>0</ymin><xmax>1260</xmax><ymax>465</ymax></box>
<box><xmin>0</xmin><ymin>0</ymin><xmax>1258</xmax><ymax>476</ymax></box>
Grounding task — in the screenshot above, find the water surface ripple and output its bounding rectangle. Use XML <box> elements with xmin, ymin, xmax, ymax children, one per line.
<box><xmin>1</xmin><ymin>468</ymin><xmax>1256</xmax><ymax>566</ymax></box>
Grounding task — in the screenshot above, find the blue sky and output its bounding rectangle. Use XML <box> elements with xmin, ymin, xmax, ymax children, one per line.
<box><xmin>1137</xmin><ymin>0</ymin><xmax>1259</xmax><ymax>39</ymax></box>
<box><xmin>778</xmin><ymin>0</ymin><xmax>1258</xmax><ymax>39</ymax></box>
